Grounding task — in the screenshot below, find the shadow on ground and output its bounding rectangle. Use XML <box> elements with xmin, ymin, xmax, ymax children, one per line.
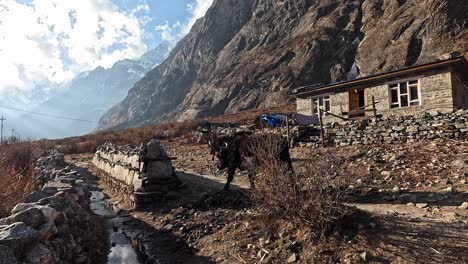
<box><xmin>349</xmin><ymin>190</ymin><xmax>468</xmax><ymax>206</ymax></box>
<box><xmin>361</xmin><ymin>215</ymin><xmax>468</xmax><ymax>263</ymax></box>
<box><xmin>119</xmin><ymin>214</ymin><xmax>215</xmax><ymax>264</ymax></box>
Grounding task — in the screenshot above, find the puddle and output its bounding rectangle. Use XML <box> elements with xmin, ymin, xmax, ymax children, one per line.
<box><xmin>90</xmin><ymin>191</ymin><xmax>141</xmax><ymax>264</ymax></box>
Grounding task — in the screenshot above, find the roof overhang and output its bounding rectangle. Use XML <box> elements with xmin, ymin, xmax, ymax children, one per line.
<box><xmin>290</xmin><ymin>56</ymin><xmax>468</xmax><ymax>99</ymax></box>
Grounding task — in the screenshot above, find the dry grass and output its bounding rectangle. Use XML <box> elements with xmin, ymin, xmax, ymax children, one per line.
<box><xmin>52</xmin><ymin>104</ymin><xmax>295</xmax><ymax>154</ymax></box>
<box><xmin>0</xmin><ymin>141</ymin><xmax>50</xmax><ymax>217</ymax></box>
<box><xmin>250</xmin><ymin>134</ymin><xmax>354</xmax><ymax>238</ymax></box>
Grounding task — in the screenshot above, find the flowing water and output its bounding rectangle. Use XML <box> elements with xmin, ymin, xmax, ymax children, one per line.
<box><xmin>90</xmin><ymin>191</ymin><xmax>142</xmax><ymax>264</ymax></box>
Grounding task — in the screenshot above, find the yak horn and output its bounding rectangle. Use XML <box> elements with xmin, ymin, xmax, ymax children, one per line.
<box><xmin>221</xmin><ymin>141</ymin><xmax>228</xmax><ymax>149</ymax></box>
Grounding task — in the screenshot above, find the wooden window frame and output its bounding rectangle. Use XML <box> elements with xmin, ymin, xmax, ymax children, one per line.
<box><xmin>310</xmin><ymin>95</ymin><xmax>331</xmax><ymax>115</ymax></box>
<box><xmin>387</xmin><ymin>78</ymin><xmax>421</xmax><ymax>109</ymax></box>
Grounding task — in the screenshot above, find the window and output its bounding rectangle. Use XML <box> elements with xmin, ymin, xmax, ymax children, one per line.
<box><xmin>389</xmin><ymin>79</ymin><xmax>420</xmax><ymax>109</ymax></box>
<box><xmin>311</xmin><ymin>95</ymin><xmax>331</xmax><ymax>115</ymax></box>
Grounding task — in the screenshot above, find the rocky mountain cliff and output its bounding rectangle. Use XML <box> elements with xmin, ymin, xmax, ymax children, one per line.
<box><xmin>99</xmin><ymin>0</ymin><xmax>468</xmax><ymax>130</ymax></box>
<box><xmin>11</xmin><ymin>42</ymin><xmax>171</xmax><ymax>139</ymax></box>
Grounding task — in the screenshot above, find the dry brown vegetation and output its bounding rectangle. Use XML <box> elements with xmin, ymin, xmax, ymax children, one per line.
<box><xmin>52</xmin><ymin>104</ymin><xmax>295</xmax><ymax>154</ymax></box>
<box><xmin>0</xmin><ymin>141</ymin><xmax>53</xmax><ymax>217</ymax></box>
<box><xmin>0</xmin><ymin>105</ymin><xmax>293</xmax><ymax>216</ymax></box>
<box><xmin>250</xmin><ymin>134</ymin><xmax>355</xmax><ymax>239</ymax></box>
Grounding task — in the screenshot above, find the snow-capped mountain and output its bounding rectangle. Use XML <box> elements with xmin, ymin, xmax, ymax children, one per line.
<box><xmin>6</xmin><ymin>41</ymin><xmax>172</xmax><ymax>139</ymax></box>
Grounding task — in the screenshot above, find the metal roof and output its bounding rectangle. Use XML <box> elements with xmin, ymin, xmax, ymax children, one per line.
<box><xmin>290</xmin><ymin>55</ymin><xmax>468</xmax><ymax>98</ymax></box>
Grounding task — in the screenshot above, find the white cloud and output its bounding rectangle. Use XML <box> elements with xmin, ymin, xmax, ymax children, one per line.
<box><xmin>155</xmin><ymin>20</ymin><xmax>183</xmax><ymax>43</ymax></box>
<box><xmin>0</xmin><ymin>0</ymin><xmax>146</xmax><ymax>92</ymax></box>
<box><xmin>183</xmin><ymin>0</ymin><xmax>213</xmax><ymax>34</ymax></box>
<box><xmin>155</xmin><ymin>0</ymin><xmax>213</xmax><ymax>43</ymax></box>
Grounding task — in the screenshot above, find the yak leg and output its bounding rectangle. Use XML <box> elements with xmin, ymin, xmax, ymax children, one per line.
<box><xmin>224</xmin><ymin>168</ymin><xmax>236</xmax><ymax>190</ymax></box>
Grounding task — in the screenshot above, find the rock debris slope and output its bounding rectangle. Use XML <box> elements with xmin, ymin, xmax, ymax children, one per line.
<box><xmin>99</xmin><ymin>0</ymin><xmax>468</xmax><ymax>130</ymax></box>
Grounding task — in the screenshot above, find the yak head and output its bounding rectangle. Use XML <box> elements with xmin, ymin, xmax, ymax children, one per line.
<box><xmin>208</xmin><ymin>135</ymin><xmax>231</xmax><ymax>171</ymax></box>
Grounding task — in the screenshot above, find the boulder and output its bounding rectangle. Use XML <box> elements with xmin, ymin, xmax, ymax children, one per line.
<box><xmin>10</xmin><ymin>204</ymin><xmax>35</xmax><ymax>215</ymax></box>
<box><xmin>0</xmin><ymin>222</ymin><xmax>40</xmax><ymax>258</ymax></box>
<box><xmin>36</xmin><ymin>196</ymin><xmax>67</xmax><ymax>211</ymax></box>
<box><xmin>25</xmin><ymin>192</ymin><xmax>51</xmax><ymax>203</ymax></box>
<box><xmin>36</xmin><ymin>221</ymin><xmax>58</xmax><ymax>241</ymax></box>
<box><xmin>24</xmin><ymin>243</ymin><xmax>53</xmax><ymax>264</ymax></box>
<box><xmin>0</xmin><ymin>245</ymin><xmax>17</xmax><ymax>264</ymax></box>
<box><xmin>0</xmin><ymin>208</ymin><xmax>45</xmax><ymax>229</ymax></box>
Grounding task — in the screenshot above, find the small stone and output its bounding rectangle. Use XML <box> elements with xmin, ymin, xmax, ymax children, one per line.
<box><xmin>440</xmin><ymin>178</ymin><xmax>450</xmax><ymax>185</ymax></box>
<box><xmin>392</xmin><ymin>186</ymin><xmax>400</xmax><ymax>193</ymax></box>
<box><xmin>459</xmin><ymin>202</ymin><xmax>468</xmax><ymax>210</ymax></box>
<box><xmin>445</xmin><ymin>186</ymin><xmax>457</xmax><ymax>193</ymax></box>
<box><xmin>416</xmin><ymin>203</ymin><xmax>428</xmax><ymax>209</ymax></box>
<box><xmin>407</xmin><ymin>202</ymin><xmax>415</xmax><ymax>206</ymax></box>
<box><xmin>360</xmin><ymin>251</ymin><xmax>367</xmax><ymax>261</ymax></box>
<box><xmin>451</xmin><ymin>159</ymin><xmax>467</xmax><ymax>168</ymax></box>
<box><xmin>287</xmin><ymin>253</ymin><xmax>298</xmax><ymax>263</ymax></box>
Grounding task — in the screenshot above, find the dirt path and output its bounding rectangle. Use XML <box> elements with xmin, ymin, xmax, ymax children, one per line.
<box><xmin>65</xmin><ymin>140</ymin><xmax>468</xmax><ymax>263</ymax></box>
<box><xmin>66</xmin><ymin>154</ymin><xmax>249</xmax><ymax>264</ymax></box>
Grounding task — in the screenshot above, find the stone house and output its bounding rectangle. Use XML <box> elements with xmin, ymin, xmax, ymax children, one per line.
<box><xmin>290</xmin><ymin>55</ymin><xmax>468</xmax><ymax>123</ymax></box>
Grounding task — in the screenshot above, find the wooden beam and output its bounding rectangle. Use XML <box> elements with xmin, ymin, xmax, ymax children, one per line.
<box><xmin>318</xmin><ymin>108</ymin><xmax>325</xmax><ymax>147</ymax></box>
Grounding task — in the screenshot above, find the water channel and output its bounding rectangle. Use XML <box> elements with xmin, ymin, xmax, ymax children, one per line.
<box><xmin>90</xmin><ymin>190</ymin><xmax>142</xmax><ymax>264</ymax></box>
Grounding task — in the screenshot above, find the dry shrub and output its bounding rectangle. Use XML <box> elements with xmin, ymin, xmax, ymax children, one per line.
<box><xmin>50</xmin><ymin>104</ymin><xmax>295</xmax><ymax>155</ymax></box>
<box><xmin>0</xmin><ymin>166</ymin><xmax>37</xmax><ymax>217</ymax></box>
<box><xmin>0</xmin><ymin>141</ymin><xmax>43</xmax><ymax>217</ymax></box>
<box><xmin>250</xmin><ymin>134</ymin><xmax>353</xmax><ymax>238</ymax></box>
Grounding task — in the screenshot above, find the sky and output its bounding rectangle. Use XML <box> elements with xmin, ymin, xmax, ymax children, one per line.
<box><xmin>0</xmin><ymin>0</ymin><xmax>214</xmax><ymax>93</ymax></box>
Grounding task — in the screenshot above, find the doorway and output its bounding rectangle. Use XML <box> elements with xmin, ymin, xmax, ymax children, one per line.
<box><xmin>349</xmin><ymin>89</ymin><xmax>366</xmax><ymax>118</ymax></box>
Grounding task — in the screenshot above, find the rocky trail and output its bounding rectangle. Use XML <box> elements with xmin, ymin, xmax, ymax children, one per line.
<box><xmin>65</xmin><ymin>138</ymin><xmax>468</xmax><ymax>264</ymax></box>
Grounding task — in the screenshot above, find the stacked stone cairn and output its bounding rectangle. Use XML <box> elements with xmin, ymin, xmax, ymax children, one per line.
<box><xmin>0</xmin><ymin>150</ymin><xmax>102</xmax><ymax>264</ymax></box>
<box><xmin>92</xmin><ymin>140</ymin><xmax>181</xmax><ymax>209</ymax></box>
<box><xmin>294</xmin><ymin>110</ymin><xmax>468</xmax><ymax>147</ymax></box>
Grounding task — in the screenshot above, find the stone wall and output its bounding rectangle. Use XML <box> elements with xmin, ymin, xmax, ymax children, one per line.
<box><xmin>91</xmin><ymin>141</ymin><xmax>181</xmax><ymax>208</ymax></box>
<box><xmin>296</xmin><ymin>98</ymin><xmax>312</xmax><ymax>116</ymax></box>
<box><xmin>295</xmin><ymin>110</ymin><xmax>468</xmax><ymax>147</ymax></box>
<box><xmin>0</xmin><ymin>151</ymin><xmax>104</xmax><ymax>264</ymax></box>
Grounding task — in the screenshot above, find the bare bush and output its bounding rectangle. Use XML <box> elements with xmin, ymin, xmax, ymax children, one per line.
<box><xmin>250</xmin><ymin>134</ymin><xmax>353</xmax><ymax>238</ymax></box>
<box><xmin>0</xmin><ymin>141</ymin><xmax>43</xmax><ymax>217</ymax></box>
<box><xmin>0</xmin><ymin>166</ymin><xmax>37</xmax><ymax>217</ymax></box>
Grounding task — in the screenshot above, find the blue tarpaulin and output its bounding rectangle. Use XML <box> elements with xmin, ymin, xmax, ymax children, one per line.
<box><xmin>260</xmin><ymin>114</ymin><xmax>286</xmax><ymax>127</ymax></box>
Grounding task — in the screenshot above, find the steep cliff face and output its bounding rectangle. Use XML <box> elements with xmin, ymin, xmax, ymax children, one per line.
<box><xmin>99</xmin><ymin>0</ymin><xmax>468</xmax><ymax>130</ymax></box>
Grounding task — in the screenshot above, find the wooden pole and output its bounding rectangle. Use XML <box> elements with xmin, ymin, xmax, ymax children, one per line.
<box><xmin>0</xmin><ymin>116</ymin><xmax>5</xmax><ymax>145</ymax></box>
<box><xmin>318</xmin><ymin>108</ymin><xmax>325</xmax><ymax>147</ymax></box>
<box><xmin>372</xmin><ymin>96</ymin><xmax>377</xmax><ymax>117</ymax></box>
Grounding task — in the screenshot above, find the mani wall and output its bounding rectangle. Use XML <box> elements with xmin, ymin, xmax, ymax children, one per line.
<box><xmin>295</xmin><ymin>109</ymin><xmax>468</xmax><ymax>147</ymax></box>
<box><xmin>0</xmin><ymin>151</ymin><xmax>103</xmax><ymax>264</ymax></box>
<box><xmin>91</xmin><ymin>140</ymin><xmax>181</xmax><ymax>208</ymax></box>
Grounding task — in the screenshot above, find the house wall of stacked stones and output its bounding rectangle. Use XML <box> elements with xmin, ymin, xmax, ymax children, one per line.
<box><xmin>296</xmin><ymin>70</ymin><xmax>462</xmax><ymax>123</ymax></box>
